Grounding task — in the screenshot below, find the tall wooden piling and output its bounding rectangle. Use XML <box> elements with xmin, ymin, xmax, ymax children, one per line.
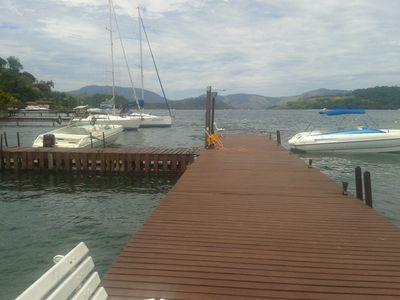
<box><xmin>17</xmin><ymin>132</ymin><xmax>20</xmax><ymax>147</ymax></box>
<box><xmin>364</xmin><ymin>171</ymin><xmax>373</xmax><ymax>208</ymax></box>
<box><xmin>3</xmin><ymin>132</ymin><xmax>8</xmax><ymax>147</ymax></box>
<box><xmin>0</xmin><ymin>134</ymin><xmax>3</xmax><ymax>170</ymax></box>
<box><xmin>205</xmin><ymin>86</ymin><xmax>212</xmax><ymax>147</ymax></box>
<box><xmin>355</xmin><ymin>166</ymin><xmax>363</xmax><ymax>201</ymax></box>
<box><xmin>276</xmin><ymin>130</ymin><xmax>281</xmax><ymax>145</ymax></box>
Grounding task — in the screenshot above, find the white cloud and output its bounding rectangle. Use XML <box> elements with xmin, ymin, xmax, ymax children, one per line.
<box><xmin>1</xmin><ymin>0</ymin><xmax>400</xmax><ymax>98</ymax></box>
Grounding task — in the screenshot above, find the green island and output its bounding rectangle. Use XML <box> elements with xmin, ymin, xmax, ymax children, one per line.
<box><xmin>272</xmin><ymin>86</ymin><xmax>400</xmax><ymax>110</ymax></box>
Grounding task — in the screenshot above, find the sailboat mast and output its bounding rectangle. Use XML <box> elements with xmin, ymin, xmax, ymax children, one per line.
<box><xmin>109</xmin><ymin>0</ymin><xmax>116</xmax><ymax>115</ymax></box>
<box><xmin>138</xmin><ymin>7</ymin><xmax>144</xmax><ymax>103</ymax></box>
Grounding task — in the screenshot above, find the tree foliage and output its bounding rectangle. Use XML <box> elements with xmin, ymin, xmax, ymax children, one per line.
<box><xmin>275</xmin><ymin>86</ymin><xmax>400</xmax><ymax>109</ymax></box>
<box><xmin>0</xmin><ymin>56</ymin><xmax>77</xmax><ymax>111</ymax></box>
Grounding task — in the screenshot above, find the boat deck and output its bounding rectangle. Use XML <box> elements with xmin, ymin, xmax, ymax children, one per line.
<box><xmin>103</xmin><ymin>134</ymin><xmax>400</xmax><ymax>299</ymax></box>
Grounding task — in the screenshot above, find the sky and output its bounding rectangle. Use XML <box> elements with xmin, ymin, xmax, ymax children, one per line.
<box><xmin>1</xmin><ymin>0</ymin><xmax>400</xmax><ymax>99</ymax></box>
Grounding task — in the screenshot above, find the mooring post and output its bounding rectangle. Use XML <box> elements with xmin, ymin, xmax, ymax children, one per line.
<box><xmin>102</xmin><ymin>132</ymin><xmax>106</xmax><ymax>148</ymax></box>
<box><xmin>0</xmin><ymin>134</ymin><xmax>3</xmax><ymax>170</ymax></box>
<box><xmin>342</xmin><ymin>182</ymin><xmax>349</xmax><ymax>195</ymax></box>
<box><xmin>276</xmin><ymin>130</ymin><xmax>281</xmax><ymax>145</ymax></box>
<box><xmin>17</xmin><ymin>132</ymin><xmax>20</xmax><ymax>147</ymax></box>
<box><xmin>210</xmin><ymin>91</ymin><xmax>216</xmax><ymax>135</ymax></box>
<box><xmin>3</xmin><ymin>132</ymin><xmax>8</xmax><ymax>147</ymax></box>
<box><xmin>205</xmin><ymin>86</ymin><xmax>212</xmax><ymax>148</ymax></box>
<box><xmin>90</xmin><ymin>133</ymin><xmax>93</xmax><ymax>148</ymax></box>
<box><xmin>355</xmin><ymin>166</ymin><xmax>363</xmax><ymax>201</ymax></box>
<box><xmin>364</xmin><ymin>171</ymin><xmax>373</xmax><ymax>208</ymax></box>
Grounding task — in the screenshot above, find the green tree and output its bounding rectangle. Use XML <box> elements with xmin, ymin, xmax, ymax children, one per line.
<box><xmin>6</xmin><ymin>56</ymin><xmax>23</xmax><ymax>72</ymax></box>
<box><xmin>0</xmin><ymin>57</ymin><xmax>6</xmax><ymax>69</ymax></box>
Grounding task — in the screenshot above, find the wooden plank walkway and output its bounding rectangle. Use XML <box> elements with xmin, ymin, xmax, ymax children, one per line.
<box><xmin>104</xmin><ymin>134</ymin><xmax>400</xmax><ymax>299</ymax></box>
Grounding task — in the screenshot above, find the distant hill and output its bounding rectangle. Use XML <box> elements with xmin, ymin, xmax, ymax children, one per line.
<box><xmin>299</xmin><ymin>88</ymin><xmax>350</xmax><ymax>99</ymax></box>
<box><xmin>68</xmin><ymin>85</ymin><xmax>164</xmax><ymax>103</ymax></box>
<box><xmin>274</xmin><ymin>86</ymin><xmax>400</xmax><ymax>109</ymax></box>
<box><xmin>67</xmin><ymin>85</ymin><xmax>356</xmax><ymax>109</ymax></box>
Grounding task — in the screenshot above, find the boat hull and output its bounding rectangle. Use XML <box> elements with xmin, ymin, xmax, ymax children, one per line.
<box><xmin>71</xmin><ymin>116</ymin><xmax>140</xmax><ymax>130</ymax></box>
<box><xmin>289</xmin><ymin>130</ymin><xmax>400</xmax><ymax>153</ymax></box>
<box><xmin>32</xmin><ymin>124</ymin><xmax>123</xmax><ymax>148</ymax></box>
<box><xmin>138</xmin><ymin>115</ymin><xmax>172</xmax><ymax>128</ymax></box>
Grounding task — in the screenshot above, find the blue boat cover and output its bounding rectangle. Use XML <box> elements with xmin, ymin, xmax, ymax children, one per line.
<box><xmin>127</xmin><ymin>100</ymin><xmax>144</xmax><ymax>108</ymax></box>
<box><xmin>99</xmin><ymin>105</ymin><xmax>113</xmax><ymax>110</ymax></box>
<box><xmin>325</xmin><ymin>129</ymin><xmax>384</xmax><ymax>135</ymax></box>
<box><xmin>319</xmin><ymin>109</ymin><xmax>365</xmax><ymax>116</ymax></box>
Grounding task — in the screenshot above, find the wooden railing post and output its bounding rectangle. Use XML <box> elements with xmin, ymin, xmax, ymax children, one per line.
<box><xmin>364</xmin><ymin>171</ymin><xmax>373</xmax><ymax>208</ymax></box>
<box><xmin>0</xmin><ymin>134</ymin><xmax>3</xmax><ymax>170</ymax></box>
<box><xmin>3</xmin><ymin>131</ymin><xmax>8</xmax><ymax>147</ymax></box>
<box><xmin>355</xmin><ymin>166</ymin><xmax>363</xmax><ymax>201</ymax></box>
<box><xmin>276</xmin><ymin>130</ymin><xmax>281</xmax><ymax>145</ymax></box>
<box><xmin>17</xmin><ymin>132</ymin><xmax>20</xmax><ymax>147</ymax></box>
<box><xmin>90</xmin><ymin>133</ymin><xmax>93</xmax><ymax>148</ymax></box>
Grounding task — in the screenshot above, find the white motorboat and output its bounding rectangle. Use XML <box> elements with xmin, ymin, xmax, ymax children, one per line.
<box><xmin>288</xmin><ymin>109</ymin><xmax>400</xmax><ymax>153</ymax></box>
<box><xmin>32</xmin><ymin>123</ymin><xmax>123</xmax><ymax>148</ymax></box>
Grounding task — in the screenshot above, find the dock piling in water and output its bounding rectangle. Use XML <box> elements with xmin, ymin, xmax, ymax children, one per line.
<box><xmin>3</xmin><ymin>132</ymin><xmax>8</xmax><ymax>147</ymax></box>
<box><xmin>364</xmin><ymin>171</ymin><xmax>373</xmax><ymax>208</ymax></box>
<box><xmin>17</xmin><ymin>132</ymin><xmax>20</xmax><ymax>147</ymax></box>
<box><xmin>355</xmin><ymin>166</ymin><xmax>363</xmax><ymax>201</ymax></box>
<box><xmin>276</xmin><ymin>130</ymin><xmax>281</xmax><ymax>144</ymax></box>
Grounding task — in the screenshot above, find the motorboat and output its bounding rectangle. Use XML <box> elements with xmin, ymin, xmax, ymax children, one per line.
<box><xmin>32</xmin><ymin>123</ymin><xmax>123</xmax><ymax>148</ymax></box>
<box><xmin>288</xmin><ymin>109</ymin><xmax>400</xmax><ymax>153</ymax></box>
<box><xmin>71</xmin><ymin>114</ymin><xmax>141</xmax><ymax>130</ymax></box>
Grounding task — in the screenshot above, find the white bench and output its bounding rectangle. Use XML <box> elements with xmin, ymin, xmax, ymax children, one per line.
<box><xmin>16</xmin><ymin>242</ymin><xmax>108</xmax><ymax>300</ymax></box>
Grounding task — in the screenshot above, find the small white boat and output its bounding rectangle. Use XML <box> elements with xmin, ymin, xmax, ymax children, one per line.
<box><xmin>71</xmin><ymin>114</ymin><xmax>141</xmax><ymax>130</ymax></box>
<box><xmin>288</xmin><ymin>109</ymin><xmax>400</xmax><ymax>153</ymax></box>
<box><xmin>32</xmin><ymin>123</ymin><xmax>123</xmax><ymax>148</ymax></box>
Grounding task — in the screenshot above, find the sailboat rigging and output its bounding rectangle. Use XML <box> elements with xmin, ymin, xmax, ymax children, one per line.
<box><xmin>71</xmin><ymin>1</ymin><xmax>173</xmax><ymax>128</ymax></box>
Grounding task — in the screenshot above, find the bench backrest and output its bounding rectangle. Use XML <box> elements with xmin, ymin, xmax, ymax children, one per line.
<box><xmin>16</xmin><ymin>242</ymin><xmax>107</xmax><ymax>300</ymax></box>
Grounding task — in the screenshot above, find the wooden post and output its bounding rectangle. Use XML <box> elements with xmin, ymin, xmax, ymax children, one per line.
<box><xmin>342</xmin><ymin>182</ymin><xmax>348</xmax><ymax>195</ymax></box>
<box><xmin>355</xmin><ymin>166</ymin><xmax>363</xmax><ymax>201</ymax></box>
<box><xmin>276</xmin><ymin>130</ymin><xmax>281</xmax><ymax>145</ymax></box>
<box><xmin>0</xmin><ymin>134</ymin><xmax>3</xmax><ymax>171</ymax></box>
<box><xmin>205</xmin><ymin>86</ymin><xmax>211</xmax><ymax>148</ymax></box>
<box><xmin>90</xmin><ymin>133</ymin><xmax>93</xmax><ymax>148</ymax></box>
<box><xmin>308</xmin><ymin>159</ymin><xmax>312</xmax><ymax>168</ymax></box>
<box><xmin>102</xmin><ymin>132</ymin><xmax>106</xmax><ymax>148</ymax></box>
<box><xmin>17</xmin><ymin>132</ymin><xmax>20</xmax><ymax>147</ymax></box>
<box><xmin>364</xmin><ymin>171</ymin><xmax>373</xmax><ymax>208</ymax></box>
<box><xmin>3</xmin><ymin>132</ymin><xmax>8</xmax><ymax>147</ymax></box>
<box><xmin>210</xmin><ymin>92</ymin><xmax>216</xmax><ymax>134</ymax></box>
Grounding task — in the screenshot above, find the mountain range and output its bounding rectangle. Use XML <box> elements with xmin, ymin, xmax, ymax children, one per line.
<box><xmin>67</xmin><ymin>85</ymin><xmax>350</xmax><ymax>109</ymax></box>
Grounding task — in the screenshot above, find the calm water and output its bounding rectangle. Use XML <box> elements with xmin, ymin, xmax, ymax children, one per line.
<box><xmin>1</xmin><ymin>109</ymin><xmax>400</xmax><ymax>299</ymax></box>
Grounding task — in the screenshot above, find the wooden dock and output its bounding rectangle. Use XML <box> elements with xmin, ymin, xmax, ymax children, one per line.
<box><xmin>104</xmin><ymin>134</ymin><xmax>400</xmax><ymax>299</ymax></box>
<box><xmin>0</xmin><ymin>147</ymin><xmax>198</xmax><ymax>174</ymax></box>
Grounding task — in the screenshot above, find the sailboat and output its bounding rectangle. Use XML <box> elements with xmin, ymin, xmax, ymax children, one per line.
<box><xmin>71</xmin><ymin>3</ymin><xmax>172</xmax><ymax>129</ymax></box>
<box><xmin>128</xmin><ymin>7</ymin><xmax>173</xmax><ymax>128</ymax></box>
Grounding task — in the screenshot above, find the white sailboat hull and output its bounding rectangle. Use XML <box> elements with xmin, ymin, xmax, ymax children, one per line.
<box><xmin>71</xmin><ymin>115</ymin><xmax>141</xmax><ymax>130</ymax></box>
<box><xmin>32</xmin><ymin>124</ymin><xmax>123</xmax><ymax>148</ymax></box>
<box><xmin>288</xmin><ymin>129</ymin><xmax>400</xmax><ymax>153</ymax></box>
<box><xmin>134</xmin><ymin>114</ymin><xmax>172</xmax><ymax>128</ymax></box>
